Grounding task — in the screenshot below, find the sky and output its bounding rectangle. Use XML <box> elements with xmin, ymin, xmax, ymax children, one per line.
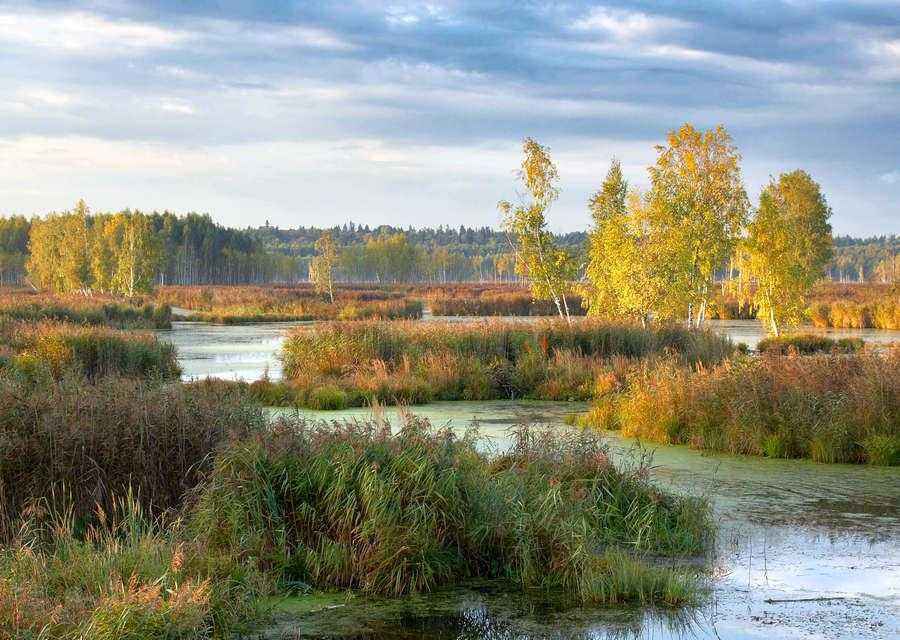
<box><xmin>0</xmin><ymin>1</ymin><xmax>898</xmax><ymax>235</ymax></box>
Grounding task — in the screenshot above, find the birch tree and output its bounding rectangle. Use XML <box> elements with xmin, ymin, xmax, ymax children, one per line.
<box><xmin>742</xmin><ymin>170</ymin><xmax>833</xmax><ymax>335</ymax></box>
<box><xmin>647</xmin><ymin>124</ymin><xmax>749</xmax><ymax>327</ymax></box>
<box><xmin>499</xmin><ymin>138</ymin><xmax>576</xmax><ymax>322</ymax></box>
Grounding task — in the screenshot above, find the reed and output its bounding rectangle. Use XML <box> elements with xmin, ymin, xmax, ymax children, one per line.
<box><xmin>757</xmin><ymin>333</ymin><xmax>864</xmax><ymax>354</ymax></box>
<box><xmin>0</xmin><ymin>376</ymin><xmax>264</xmax><ymax>541</ymax></box>
<box><xmin>193</xmin><ymin>416</ymin><xmax>711</xmax><ymax>604</ymax></box>
<box><xmin>0</xmin><ymin>292</ymin><xmax>171</xmax><ymax>329</ymax></box>
<box><xmin>429</xmin><ymin>289</ymin><xmax>586</xmax><ymax>316</ymax></box>
<box><xmin>156</xmin><ymin>285</ymin><xmax>420</xmax><ymax>323</ymax></box>
<box><xmin>582</xmin><ymin>350</ymin><xmax>900</xmax><ymax>465</ymax></box>
<box><xmin>277</xmin><ymin>320</ymin><xmax>734</xmax><ymax>408</ymax></box>
<box><xmin>0</xmin><ymin>495</ymin><xmax>264</xmax><ymax>640</ymax></box>
<box><xmin>0</xmin><ymin>320</ymin><xmax>180</xmax><ymax>380</ymax></box>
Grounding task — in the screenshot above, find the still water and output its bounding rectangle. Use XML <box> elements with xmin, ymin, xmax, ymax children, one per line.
<box><xmin>157</xmin><ymin>321</ymin><xmax>900</xmax><ymax>639</ymax></box>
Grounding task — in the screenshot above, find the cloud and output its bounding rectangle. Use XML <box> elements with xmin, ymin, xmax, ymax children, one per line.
<box><xmin>0</xmin><ymin>9</ymin><xmax>188</xmax><ymax>54</ymax></box>
<box><xmin>880</xmin><ymin>170</ymin><xmax>899</xmax><ymax>185</ymax></box>
<box><xmin>160</xmin><ymin>100</ymin><xmax>196</xmax><ymax>116</ymax></box>
<box><xmin>571</xmin><ymin>6</ymin><xmax>686</xmax><ymax>40</ymax></box>
<box><xmin>0</xmin><ymin>1</ymin><xmax>896</xmax><ymax>233</ymax></box>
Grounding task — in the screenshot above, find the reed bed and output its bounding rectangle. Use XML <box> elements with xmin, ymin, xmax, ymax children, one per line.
<box><xmin>0</xmin><ymin>496</ymin><xmax>264</xmax><ymax>640</ymax></box>
<box><xmin>756</xmin><ymin>333</ymin><xmax>864</xmax><ymax>354</ymax></box>
<box><xmin>156</xmin><ymin>284</ymin><xmax>402</xmax><ymax>309</ymax></box>
<box><xmin>0</xmin><ymin>376</ymin><xmax>263</xmax><ymax>541</ymax></box>
<box><xmin>808</xmin><ymin>299</ymin><xmax>899</xmax><ymax>330</ymax></box>
<box><xmin>581</xmin><ymin>350</ymin><xmax>900</xmax><ymax>465</ymax></box>
<box><xmin>189</xmin><ymin>299</ymin><xmax>423</xmax><ymax>324</ymax></box>
<box><xmin>276</xmin><ymin>319</ymin><xmax>734</xmax><ymax>409</ymax></box>
<box><xmin>706</xmin><ymin>283</ymin><xmax>899</xmax><ymax>329</ymax></box>
<box><xmin>156</xmin><ymin>285</ymin><xmax>421</xmax><ymax>323</ymax></box>
<box><xmin>1</xmin><ymin>404</ymin><xmax>714</xmax><ymax>638</ymax></box>
<box><xmin>194</xmin><ymin>416</ymin><xmax>711</xmax><ymax>604</ymax></box>
<box><xmin>0</xmin><ymin>291</ymin><xmax>171</xmax><ymax>329</ymax></box>
<box><xmin>0</xmin><ymin>320</ymin><xmax>180</xmax><ymax>380</ymax></box>
<box><xmin>429</xmin><ymin>289</ymin><xmax>586</xmax><ymax>316</ymax></box>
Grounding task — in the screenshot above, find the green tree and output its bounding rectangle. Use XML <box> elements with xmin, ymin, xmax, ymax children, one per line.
<box><xmin>309</xmin><ymin>231</ymin><xmax>338</xmax><ymax>302</ymax></box>
<box><xmin>647</xmin><ymin>124</ymin><xmax>749</xmax><ymax>326</ymax></box>
<box><xmin>499</xmin><ymin>138</ymin><xmax>576</xmax><ymax>322</ymax></box>
<box><xmin>742</xmin><ymin>170</ymin><xmax>833</xmax><ymax>335</ymax></box>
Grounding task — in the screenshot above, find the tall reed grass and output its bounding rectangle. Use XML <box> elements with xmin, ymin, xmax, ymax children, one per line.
<box><xmin>0</xmin><ymin>292</ymin><xmax>171</xmax><ymax>329</ymax></box>
<box><xmin>156</xmin><ymin>285</ymin><xmax>421</xmax><ymax>323</ymax></box>
<box><xmin>429</xmin><ymin>289</ymin><xmax>586</xmax><ymax>316</ymax></box>
<box><xmin>0</xmin><ymin>495</ymin><xmax>264</xmax><ymax>640</ymax></box>
<box><xmin>0</xmin><ymin>376</ymin><xmax>263</xmax><ymax>541</ymax></box>
<box><xmin>756</xmin><ymin>333</ymin><xmax>864</xmax><ymax>355</ymax></box>
<box><xmin>193</xmin><ymin>416</ymin><xmax>711</xmax><ymax>604</ymax></box>
<box><xmin>276</xmin><ymin>320</ymin><xmax>734</xmax><ymax>408</ymax></box>
<box><xmin>0</xmin><ymin>320</ymin><xmax>180</xmax><ymax>380</ymax></box>
<box><xmin>582</xmin><ymin>350</ymin><xmax>900</xmax><ymax>465</ymax></box>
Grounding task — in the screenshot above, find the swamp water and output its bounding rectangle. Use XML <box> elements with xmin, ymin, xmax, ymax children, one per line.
<box><xmin>158</xmin><ymin>322</ymin><xmax>900</xmax><ymax>639</ymax></box>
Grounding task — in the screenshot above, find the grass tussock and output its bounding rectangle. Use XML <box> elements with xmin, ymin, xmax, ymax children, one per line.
<box><xmin>0</xmin><ymin>291</ymin><xmax>172</xmax><ymax>329</ymax></box>
<box><xmin>582</xmin><ymin>350</ymin><xmax>900</xmax><ymax>465</ymax></box>
<box><xmin>0</xmin><ymin>376</ymin><xmax>264</xmax><ymax>541</ymax></box>
<box><xmin>1</xmin><ymin>401</ymin><xmax>714</xmax><ymax>638</ymax></box>
<box><xmin>276</xmin><ymin>320</ymin><xmax>734</xmax><ymax>408</ymax></box>
<box><xmin>193</xmin><ymin>417</ymin><xmax>711</xmax><ymax>605</ymax></box>
<box><xmin>0</xmin><ymin>320</ymin><xmax>180</xmax><ymax>380</ymax></box>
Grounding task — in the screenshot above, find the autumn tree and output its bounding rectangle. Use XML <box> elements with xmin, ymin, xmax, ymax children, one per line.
<box><xmin>112</xmin><ymin>212</ymin><xmax>161</xmax><ymax>297</ymax></box>
<box><xmin>499</xmin><ymin>137</ymin><xmax>576</xmax><ymax>322</ymax></box>
<box><xmin>309</xmin><ymin>231</ymin><xmax>338</xmax><ymax>302</ymax></box>
<box><xmin>646</xmin><ymin>124</ymin><xmax>749</xmax><ymax>326</ymax></box>
<box><xmin>584</xmin><ymin>161</ymin><xmax>662</xmax><ymax>326</ymax></box>
<box><xmin>741</xmin><ymin>170</ymin><xmax>833</xmax><ymax>335</ymax></box>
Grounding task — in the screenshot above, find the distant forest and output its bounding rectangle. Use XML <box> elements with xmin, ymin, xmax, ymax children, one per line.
<box><xmin>0</xmin><ymin>209</ymin><xmax>895</xmax><ymax>286</ymax></box>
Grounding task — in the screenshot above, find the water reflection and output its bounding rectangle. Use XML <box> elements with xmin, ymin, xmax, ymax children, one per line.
<box><xmin>259</xmin><ymin>583</ymin><xmax>710</xmax><ymax>640</ymax></box>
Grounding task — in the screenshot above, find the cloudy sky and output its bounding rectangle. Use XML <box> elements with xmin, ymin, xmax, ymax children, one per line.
<box><xmin>1</xmin><ymin>1</ymin><xmax>897</xmax><ymax>235</ymax></box>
